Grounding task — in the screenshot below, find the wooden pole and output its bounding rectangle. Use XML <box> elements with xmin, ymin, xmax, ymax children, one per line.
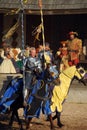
<box><xmin>38</xmin><ymin>0</ymin><xmax>45</xmax><ymax>50</ymax></box>
<box><xmin>20</xmin><ymin>0</ymin><xmax>25</xmax><ymax>94</ymax></box>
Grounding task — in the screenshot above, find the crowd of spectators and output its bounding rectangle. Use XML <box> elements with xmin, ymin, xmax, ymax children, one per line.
<box><xmin>0</xmin><ymin>31</ymin><xmax>83</xmax><ymax>74</ymax></box>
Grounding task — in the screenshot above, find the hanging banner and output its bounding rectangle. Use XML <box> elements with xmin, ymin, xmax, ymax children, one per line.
<box><xmin>23</xmin><ymin>0</ymin><xmax>28</xmax><ymax>3</ymax></box>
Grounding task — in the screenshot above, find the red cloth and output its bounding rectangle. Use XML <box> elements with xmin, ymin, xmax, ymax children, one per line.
<box><xmin>68</xmin><ymin>58</ymin><xmax>79</xmax><ymax>66</ymax></box>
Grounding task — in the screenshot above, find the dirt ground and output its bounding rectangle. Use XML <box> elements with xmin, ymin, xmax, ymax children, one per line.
<box><xmin>0</xmin><ymin>102</ymin><xmax>87</xmax><ymax>130</ymax></box>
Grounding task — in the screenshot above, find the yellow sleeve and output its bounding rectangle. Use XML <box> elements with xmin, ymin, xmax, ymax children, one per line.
<box><xmin>78</xmin><ymin>39</ymin><xmax>82</xmax><ymax>55</ymax></box>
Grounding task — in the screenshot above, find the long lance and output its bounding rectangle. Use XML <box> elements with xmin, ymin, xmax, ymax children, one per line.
<box><xmin>38</xmin><ymin>0</ymin><xmax>46</xmax><ymax>66</ymax></box>
<box><xmin>20</xmin><ymin>0</ymin><xmax>25</xmax><ymax>95</ymax></box>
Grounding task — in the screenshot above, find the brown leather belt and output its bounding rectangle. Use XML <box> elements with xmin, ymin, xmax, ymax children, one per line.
<box><xmin>68</xmin><ymin>50</ymin><xmax>78</xmax><ymax>52</ymax></box>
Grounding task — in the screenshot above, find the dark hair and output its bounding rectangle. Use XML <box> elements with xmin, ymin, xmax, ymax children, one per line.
<box><xmin>4</xmin><ymin>51</ymin><xmax>10</xmax><ymax>56</ymax></box>
<box><xmin>45</xmin><ymin>42</ymin><xmax>50</xmax><ymax>46</ymax></box>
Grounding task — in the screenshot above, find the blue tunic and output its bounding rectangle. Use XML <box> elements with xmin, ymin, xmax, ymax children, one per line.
<box><xmin>0</xmin><ymin>77</ymin><xmax>23</xmax><ymax>114</ymax></box>
<box><xmin>24</xmin><ymin>71</ymin><xmax>52</xmax><ymax>119</ymax></box>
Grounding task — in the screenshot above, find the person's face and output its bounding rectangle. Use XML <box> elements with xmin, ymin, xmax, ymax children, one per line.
<box><xmin>63</xmin><ymin>43</ymin><xmax>66</xmax><ymax>47</ymax></box>
<box><xmin>30</xmin><ymin>49</ymin><xmax>36</xmax><ymax>57</ymax></box>
<box><xmin>6</xmin><ymin>47</ymin><xmax>10</xmax><ymax>51</ymax></box>
<box><xmin>69</xmin><ymin>34</ymin><xmax>75</xmax><ymax>40</ymax></box>
<box><xmin>45</xmin><ymin>45</ymin><xmax>50</xmax><ymax>50</ymax></box>
<box><xmin>26</xmin><ymin>47</ymin><xmax>30</xmax><ymax>50</ymax></box>
<box><xmin>39</xmin><ymin>45</ymin><xmax>43</xmax><ymax>51</ymax></box>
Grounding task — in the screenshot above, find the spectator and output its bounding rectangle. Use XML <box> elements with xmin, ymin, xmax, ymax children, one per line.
<box><xmin>59</xmin><ymin>41</ymin><xmax>69</xmax><ymax>72</ymax></box>
<box><xmin>0</xmin><ymin>49</ymin><xmax>4</xmax><ymax>65</ymax></box>
<box><xmin>24</xmin><ymin>45</ymin><xmax>30</xmax><ymax>58</ymax></box>
<box><xmin>67</xmin><ymin>31</ymin><xmax>82</xmax><ymax>66</ymax></box>
<box><xmin>0</xmin><ymin>52</ymin><xmax>16</xmax><ymax>73</ymax></box>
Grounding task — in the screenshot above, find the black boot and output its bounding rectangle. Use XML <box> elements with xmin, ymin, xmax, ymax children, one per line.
<box><xmin>52</xmin><ymin>114</ymin><xmax>57</xmax><ymax>120</ymax></box>
<box><xmin>56</xmin><ymin>112</ymin><xmax>64</xmax><ymax>128</ymax></box>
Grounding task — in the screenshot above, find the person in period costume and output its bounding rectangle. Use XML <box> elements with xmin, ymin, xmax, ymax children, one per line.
<box><xmin>24</xmin><ymin>62</ymin><xmax>59</xmax><ymax>130</ymax></box>
<box><xmin>59</xmin><ymin>41</ymin><xmax>69</xmax><ymax>72</ymax></box>
<box><xmin>0</xmin><ymin>52</ymin><xmax>16</xmax><ymax>73</ymax></box>
<box><xmin>0</xmin><ymin>49</ymin><xmax>4</xmax><ymax>65</ymax></box>
<box><xmin>24</xmin><ymin>45</ymin><xmax>30</xmax><ymax>58</ymax></box>
<box><xmin>1</xmin><ymin>44</ymin><xmax>11</xmax><ymax>59</ymax></box>
<box><xmin>44</xmin><ymin>42</ymin><xmax>54</xmax><ymax>64</ymax></box>
<box><xmin>38</xmin><ymin>43</ymin><xmax>54</xmax><ymax>68</ymax></box>
<box><xmin>24</xmin><ymin>47</ymin><xmax>42</xmax><ymax>99</ymax></box>
<box><xmin>67</xmin><ymin>31</ymin><xmax>82</xmax><ymax>66</ymax></box>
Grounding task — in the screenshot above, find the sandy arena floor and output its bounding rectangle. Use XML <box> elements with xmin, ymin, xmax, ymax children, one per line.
<box><xmin>0</xmin><ymin>102</ymin><xmax>87</xmax><ymax>130</ymax></box>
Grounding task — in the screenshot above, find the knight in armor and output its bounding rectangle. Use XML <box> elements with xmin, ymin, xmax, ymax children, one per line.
<box><xmin>67</xmin><ymin>31</ymin><xmax>82</xmax><ymax>66</ymax></box>
<box><xmin>24</xmin><ymin>60</ymin><xmax>59</xmax><ymax>130</ymax></box>
<box><xmin>24</xmin><ymin>47</ymin><xmax>42</xmax><ymax>99</ymax></box>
